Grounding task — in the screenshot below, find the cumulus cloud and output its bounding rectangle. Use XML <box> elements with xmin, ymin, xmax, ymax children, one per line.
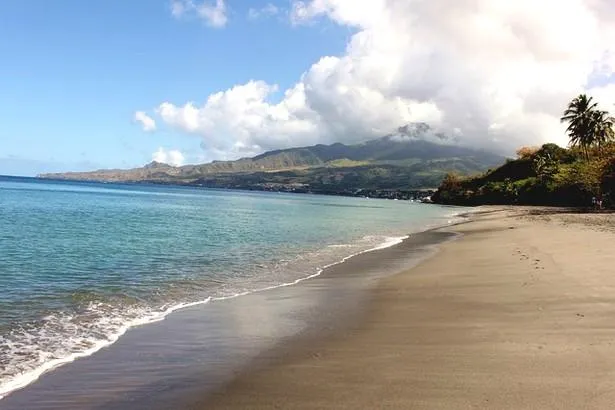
<box><xmin>171</xmin><ymin>0</ymin><xmax>227</xmax><ymax>28</ymax></box>
<box><xmin>248</xmin><ymin>3</ymin><xmax>280</xmax><ymax>20</ymax></box>
<box><xmin>134</xmin><ymin>111</ymin><xmax>157</xmax><ymax>132</ymax></box>
<box><xmin>155</xmin><ymin>0</ymin><xmax>615</xmax><ymax>157</ymax></box>
<box><xmin>152</xmin><ymin>148</ymin><xmax>185</xmax><ymax>166</ymax></box>
<box><xmin>290</xmin><ymin>0</ymin><xmax>385</xmax><ymax>27</ymax></box>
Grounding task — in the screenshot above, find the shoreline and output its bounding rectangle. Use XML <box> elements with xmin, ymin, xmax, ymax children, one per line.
<box><xmin>190</xmin><ymin>207</ymin><xmax>615</xmax><ymax>409</ymax></box>
<box><xmin>0</xmin><ymin>233</ymin><xmax>404</xmax><ymax>401</ymax></box>
<box><xmin>5</xmin><ymin>175</ymin><xmax>437</xmax><ymax>202</ymax></box>
<box><xmin>0</xmin><ymin>213</ymin><xmax>462</xmax><ymax>409</ymax></box>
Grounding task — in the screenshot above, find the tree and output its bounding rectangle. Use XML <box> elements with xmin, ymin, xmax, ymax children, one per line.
<box><xmin>591</xmin><ymin>110</ymin><xmax>615</xmax><ymax>150</ymax></box>
<box><xmin>561</xmin><ymin>94</ymin><xmax>615</xmax><ymax>158</ymax></box>
<box><xmin>516</xmin><ymin>146</ymin><xmax>539</xmax><ymax>159</ymax></box>
<box><xmin>536</xmin><ymin>143</ymin><xmax>576</xmax><ymax>163</ymax></box>
<box><xmin>439</xmin><ymin>172</ymin><xmax>462</xmax><ymax>191</ymax></box>
<box><xmin>561</xmin><ymin>94</ymin><xmax>598</xmax><ymax>157</ymax></box>
<box><xmin>601</xmin><ymin>157</ymin><xmax>615</xmax><ymax>206</ymax></box>
<box><xmin>433</xmin><ymin>172</ymin><xmax>465</xmax><ymax>204</ymax></box>
<box><xmin>533</xmin><ymin>153</ymin><xmax>557</xmax><ymax>182</ymax></box>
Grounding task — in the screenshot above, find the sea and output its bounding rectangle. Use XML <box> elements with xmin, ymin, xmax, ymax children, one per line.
<box><xmin>0</xmin><ymin>175</ymin><xmax>463</xmax><ymax>401</ymax></box>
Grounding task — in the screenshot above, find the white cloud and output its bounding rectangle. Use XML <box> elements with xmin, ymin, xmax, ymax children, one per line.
<box><xmin>152</xmin><ymin>148</ymin><xmax>185</xmax><ymax>166</ymax></box>
<box><xmin>290</xmin><ymin>0</ymin><xmax>386</xmax><ymax>27</ymax></box>
<box><xmin>156</xmin><ymin>0</ymin><xmax>615</xmax><ymax>158</ymax></box>
<box><xmin>171</xmin><ymin>0</ymin><xmax>227</xmax><ymax>28</ymax></box>
<box><xmin>248</xmin><ymin>3</ymin><xmax>280</xmax><ymax>20</ymax></box>
<box><xmin>134</xmin><ymin>111</ymin><xmax>157</xmax><ymax>132</ymax></box>
<box><xmin>171</xmin><ymin>0</ymin><xmax>187</xmax><ymax>18</ymax></box>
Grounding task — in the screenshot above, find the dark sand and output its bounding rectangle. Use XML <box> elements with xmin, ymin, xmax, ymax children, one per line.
<box><xmin>0</xmin><ymin>227</ymin><xmax>450</xmax><ymax>409</ymax></box>
<box><xmin>192</xmin><ymin>209</ymin><xmax>615</xmax><ymax>409</ymax></box>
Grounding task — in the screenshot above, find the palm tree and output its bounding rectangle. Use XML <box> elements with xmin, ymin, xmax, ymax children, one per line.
<box><xmin>561</xmin><ymin>94</ymin><xmax>599</xmax><ymax>158</ymax></box>
<box><xmin>591</xmin><ymin>110</ymin><xmax>615</xmax><ymax>150</ymax></box>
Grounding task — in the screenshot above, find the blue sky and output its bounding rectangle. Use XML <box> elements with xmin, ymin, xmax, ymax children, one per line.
<box><xmin>3</xmin><ymin>1</ymin><xmax>614</xmax><ymax>176</ymax></box>
<box><xmin>0</xmin><ymin>0</ymin><xmax>351</xmax><ymax>175</ymax></box>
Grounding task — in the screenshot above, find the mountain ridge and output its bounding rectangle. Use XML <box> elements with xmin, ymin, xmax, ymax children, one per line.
<box><xmin>39</xmin><ymin>124</ymin><xmax>506</xmax><ymax>193</ymax></box>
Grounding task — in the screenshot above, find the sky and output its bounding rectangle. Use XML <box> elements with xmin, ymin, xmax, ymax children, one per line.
<box><xmin>2</xmin><ymin>0</ymin><xmax>615</xmax><ymax>176</ymax></box>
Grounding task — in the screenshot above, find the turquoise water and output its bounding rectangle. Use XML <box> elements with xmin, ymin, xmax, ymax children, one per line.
<box><xmin>0</xmin><ymin>176</ymin><xmax>461</xmax><ymax>398</ymax></box>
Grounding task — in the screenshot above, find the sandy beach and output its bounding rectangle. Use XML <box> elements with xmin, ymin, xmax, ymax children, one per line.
<box><xmin>192</xmin><ymin>208</ymin><xmax>615</xmax><ymax>409</ymax></box>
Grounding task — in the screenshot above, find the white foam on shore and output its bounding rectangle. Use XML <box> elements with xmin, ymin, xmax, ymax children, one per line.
<box><xmin>0</xmin><ymin>214</ymin><xmax>462</xmax><ymax>401</ymax></box>
<box><xmin>0</xmin><ymin>296</ymin><xmax>212</xmax><ymax>400</ymax></box>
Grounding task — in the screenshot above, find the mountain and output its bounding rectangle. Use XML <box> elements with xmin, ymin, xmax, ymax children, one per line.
<box><xmin>39</xmin><ymin>124</ymin><xmax>506</xmax><ymax>194</ymax></box>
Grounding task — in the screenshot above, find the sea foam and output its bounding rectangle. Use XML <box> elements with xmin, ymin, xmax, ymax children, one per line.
<box><xmin>0</xmin><ymin>232</ymin><xmax>417</xmax><ymax>400</ymax></box>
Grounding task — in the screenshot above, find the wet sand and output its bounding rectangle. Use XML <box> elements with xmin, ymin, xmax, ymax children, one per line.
<box><xmin>195</xmin><ymin>208</ymin><xmax>615</xmax><ymax>409</ymax></box>
<box><xmin>0</xmin><ymin>225</ymin><xmax>452</xmax><ymax>409</ymax></box>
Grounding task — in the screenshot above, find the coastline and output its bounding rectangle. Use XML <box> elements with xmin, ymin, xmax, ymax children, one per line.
<box><xmin>189</xmin><ymin>207</ymin><xmax>615</xmax><ymax>409</ymax></box>
<box><xmin>4</xmin><ymin>175</ymin><xmax>436</xmax><ymax>202</ymax></box>
<box><xmin>0</xmin><ymin>212</ymin><xmax>461</xmax><ymax>409</ymax></box>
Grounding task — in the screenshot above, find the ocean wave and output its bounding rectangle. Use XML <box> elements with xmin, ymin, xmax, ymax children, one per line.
<box><xmin>0</xmin><ymin>219</ymin><xmax>459</xmax><ymax>400</ymax></box>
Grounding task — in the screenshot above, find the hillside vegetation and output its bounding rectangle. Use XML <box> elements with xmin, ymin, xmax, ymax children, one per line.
<box><xmin>433</xmin><ymin>94</ymin><xmax>615</xmax><ymax>208</ymax></box>
<box><xmin>40</xmin><ymin>124</ymin><xmax>504</xmax><ymax>195</ymax></box>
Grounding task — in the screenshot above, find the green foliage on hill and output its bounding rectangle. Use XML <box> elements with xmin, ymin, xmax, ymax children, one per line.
<box><xmin>187</xmin><ymin>158</ymin><xmax>490</xmax><ymax>193</ymax></box>
<box><xmin>433</xmin><ymin>94</ymin><xmax>615</xmax><ymax>208</ymax></box>
<box><xmin>40</xmin><ymin>126</ymin><xmax>504</xmax><ymax>192</ymax></box>
<box><xmin>433</xmin><ymin>142</ymin><xmax>615</xmax><ymax>207</ymax></box>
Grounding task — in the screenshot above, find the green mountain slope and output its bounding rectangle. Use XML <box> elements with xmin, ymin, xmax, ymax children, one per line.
<box><xmin>431</xmin><ymin>143</ymin><xmax>611</xmax><ymax>207</ymax></box>
<box><xmin>40</xmin><ymin>124</ymin><xmax>505</xmax><ymax>192</ymax></box>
